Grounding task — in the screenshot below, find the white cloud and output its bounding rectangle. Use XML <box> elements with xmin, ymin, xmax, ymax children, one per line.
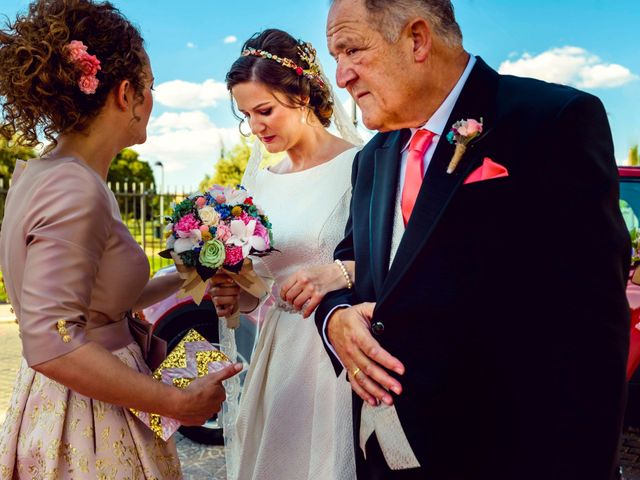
<box><xmin>580</xmin><ymin>63</ymin><xmax>637</xmax><ymax>89</ymax></box>
<box><xmin>224</xmin><ymin>35</ymin><xmax>237</xmax><ymax>44</ymax></box>
<box><xmin>154</xmin><ymin>79</ymin><xmax>228</xmax><ymax>110</ymax></box>
<box><xmin>186</xmin><ymin>42</ymin><xmax>196</xmax><ymax>49</ymax></box>
<box><xmin>498</xmin><ymin>46</ymin><xmax>637</xmax><ymax>89</ymax></box>
<box><xmin>147</xmin><ymin>111</ymin><xmax>217</xmax><ymax>136</ymax></box>
<box><xmin>134</xmin><ymin>111</ymin><xmax>240</xmax><ymax>188</ymax></box>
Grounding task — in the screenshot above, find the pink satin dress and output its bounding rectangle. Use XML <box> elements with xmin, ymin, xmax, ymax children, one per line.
<box><xmin>0</xmin><ymin>157</ymin><xmax>182</xmax><ymax>479</ymax></box>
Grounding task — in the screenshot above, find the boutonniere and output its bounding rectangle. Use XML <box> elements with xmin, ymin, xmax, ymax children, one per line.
<box><xmin>446</xmin><ymin>118</ymin><xmax>483</xmax><ymax>174</ymax></box>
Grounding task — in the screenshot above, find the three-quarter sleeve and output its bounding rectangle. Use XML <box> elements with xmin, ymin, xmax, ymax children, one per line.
<box><xmin>19</xmin><ymin>164</ymin><xmax>113</xmax><ymax>366</ymax></box>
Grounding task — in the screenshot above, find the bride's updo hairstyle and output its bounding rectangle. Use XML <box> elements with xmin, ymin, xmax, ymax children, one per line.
<box><xmin>0</xmin><ymin>0</ymin><xmax>147</xmax><ymax>147</ymax></box>
<box><xmin>226</xmin><ymin>29</ymin><xmax>334</xmax><ymax>128</ymax></box>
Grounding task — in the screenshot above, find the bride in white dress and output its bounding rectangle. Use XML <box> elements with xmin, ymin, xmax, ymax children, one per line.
<box><xmin>211</xmin><ymin>29</ymin><xmax>362</xmax><ymax>480</ymax></box>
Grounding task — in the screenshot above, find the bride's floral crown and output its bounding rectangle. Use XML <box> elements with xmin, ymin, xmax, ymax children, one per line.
<box><xmin>241</xmin><ymin>42</ymin><xmax>325</xmax><ymax>88</ymax></box>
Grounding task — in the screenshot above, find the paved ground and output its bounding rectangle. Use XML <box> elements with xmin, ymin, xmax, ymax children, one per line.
<box><xmin>0</xmin><ymin>316</ymin><xmax>227</xmax><ymax>479</ymax></box>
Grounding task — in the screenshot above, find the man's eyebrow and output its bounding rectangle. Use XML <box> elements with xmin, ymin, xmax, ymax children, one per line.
<box><xmin>330</xmin><ymin>36</ymin><xmax>355</xmax><ymax>54</ymax></box>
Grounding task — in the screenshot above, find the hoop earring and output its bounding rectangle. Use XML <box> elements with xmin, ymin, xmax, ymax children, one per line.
<box><xmin>238</xmin><ymin>118</ymin><xmax>251</xmax><ymax>137</ymax></box>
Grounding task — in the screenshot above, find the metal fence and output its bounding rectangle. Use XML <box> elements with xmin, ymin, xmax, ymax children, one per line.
<box><xmin>0</xmin><ymin>178</ymin><xmax>190</xmax><ymax>276</ymax></box>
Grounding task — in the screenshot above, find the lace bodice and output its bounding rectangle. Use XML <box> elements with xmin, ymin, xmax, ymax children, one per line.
<box><xmin>243</xmin><ymin>147</ymin><xmax>359</xmax><ymax>294</ymax></box>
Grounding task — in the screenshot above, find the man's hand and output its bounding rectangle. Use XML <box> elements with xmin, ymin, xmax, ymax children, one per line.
<box><xmin>328</xmin><ymin>303</ymin><xmax>405</xmax><ymax>406</ymax></box>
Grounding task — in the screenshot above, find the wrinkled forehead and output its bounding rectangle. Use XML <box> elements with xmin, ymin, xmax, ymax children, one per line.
<box><xmin>327</xmin><ymin>0</ymin><xmax>374</xmax><ymax>50</ymax></box>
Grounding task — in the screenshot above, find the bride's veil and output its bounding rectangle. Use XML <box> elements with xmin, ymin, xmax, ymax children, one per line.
<box><xmin>220</xmin><ymin>51</ymin><xmax>363</xmax><ymax>480</ymax></box>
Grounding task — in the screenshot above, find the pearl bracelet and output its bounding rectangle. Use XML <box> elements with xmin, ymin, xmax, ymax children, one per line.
<box><xmin>334</xmin><ymin>259</ymin><xmax>353</xmax><ymax>290</ymax></box>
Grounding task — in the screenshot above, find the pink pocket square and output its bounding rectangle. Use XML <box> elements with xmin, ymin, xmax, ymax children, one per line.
<box><xmin>464</xmin><ymin>157</ymin><xmax>509</xmax><ymax>185</ymax></box>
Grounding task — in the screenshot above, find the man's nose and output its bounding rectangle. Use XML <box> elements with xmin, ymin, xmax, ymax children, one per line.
<box><xmin>336</xmin><ymin>61</ymin><xmax>356</xmax><ymax>89</ymax></box>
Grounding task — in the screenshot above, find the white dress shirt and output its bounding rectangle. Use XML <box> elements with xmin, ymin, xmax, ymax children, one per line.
<box><xmin>323</xmin><ymin>55</ymin><xmax>477</xmax><ymax>362</ymax></box>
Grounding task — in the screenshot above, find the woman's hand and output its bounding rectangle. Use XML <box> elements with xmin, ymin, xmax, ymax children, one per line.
<box><xmin>172</xmin><ymin>362</ymin><xmax>243</xmax><ymax>425</ymax></box>
<box><xmin>209</xmin><ymin>273</ymin><xmax>240</xmax><ymax>318</ymax></box>
<box><xmin>280</xmin><ymin>261</ymin><xmax>355</xmax><ymax>318</ymax></box>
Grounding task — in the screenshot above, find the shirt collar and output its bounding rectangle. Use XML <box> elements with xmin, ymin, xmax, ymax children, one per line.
<box><xmin>402</xmin><ymin>54</ymin><xmax>476</xmax><ymax>152</ymax></box>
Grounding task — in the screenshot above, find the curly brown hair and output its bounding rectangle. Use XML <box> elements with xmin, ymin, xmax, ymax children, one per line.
<box><xmin>0</xmin><ymin>0</ymin><xmax>148</xmax><ymax>147</ymax></box>
<box><xmin>226</xmin><ymin>29</ymin><xmax>334</xmax><ymax>128</ymax></box>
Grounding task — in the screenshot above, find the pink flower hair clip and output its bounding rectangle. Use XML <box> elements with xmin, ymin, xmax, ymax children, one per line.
<box><xmin>64</xmin><ymin>40</ymin><xmax>101</xmax><ymax>95</ymax></box>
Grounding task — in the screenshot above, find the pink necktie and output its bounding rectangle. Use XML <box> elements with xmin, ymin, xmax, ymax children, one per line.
<box><xmin>401</xmin><ymin>129</ymin><xmax>435</xmax><ymax>225</ymax></box>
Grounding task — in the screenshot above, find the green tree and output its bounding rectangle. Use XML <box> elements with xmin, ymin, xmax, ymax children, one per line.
<box><xmin>630</xmin><ymin>145</ymin><xmax>639</xmax><ymax>167</ymax></box>
<box><xmin>0</xmin><ymin>136</ymin><xmax>36</xmax><ymax>186</ymax></box>
<box><xmin>108</xmin><ymin>148</ymin><xmax>155</xmax><ymax>188</ymax></box>
<box><xmin>107</xmin><ymin>148</ymin><xmax>156</xmax><ymax>221</ymax></box>
<box><xmin>199</xmin><ymin>136</ymin><xmax>283</xmax><ymax>191</ymax></box>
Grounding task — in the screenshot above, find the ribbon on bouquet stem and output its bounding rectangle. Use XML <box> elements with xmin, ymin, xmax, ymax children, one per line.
<box><xmin>171</xmin><ymin>251</ymin><xmax>210</xmax><ymax>305</ymax></box>
<box><xmin>220</xmin><ymin>258</ymin><xmax>269</xmax><ymax>329</ymax></box>
<box><xmin>170</xmin><ymin>253</ymin><xmax>269</xmax><ymax>328</ymax></box>
<box><xmin>360</xmin><ymin>402</ymin><xmax>421</xmax><ymax>470</ymax></box>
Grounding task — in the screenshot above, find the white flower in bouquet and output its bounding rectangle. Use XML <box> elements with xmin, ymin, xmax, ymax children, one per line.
<box><xmin>174</xmin><ymin>229</ymin><xmax>202</xmax><ymax>254</ymax></box>
<box><xmin>224</xmin><ymin>187</ymin><xmax>248</xmax><ymax>205</ymax></box>
<box><xmin>198</xmin><ymin>206</ymin><xmax>220</xmax><ymax>226</ymax></box>
<box><xmin>228</xmin><ymin>219</ymin><xmax>267</xmax><ymax>257</ymax></box>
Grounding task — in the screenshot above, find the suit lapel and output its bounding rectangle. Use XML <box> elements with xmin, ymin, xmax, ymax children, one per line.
<box><xmin>378</xmin><ymin>57</ymin><xmax>500</xmax><ymax>305</ymax></box>
<box><xmin>369</xmin><ymin>129</ymin><xmax>409</xmax><ymax>296</ymax></box>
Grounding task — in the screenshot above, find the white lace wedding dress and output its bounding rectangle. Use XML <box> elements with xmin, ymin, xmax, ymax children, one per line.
<box><xmin>228</xmin><ymin>146</ymin><xmax>359</xmax><ymax>480</ymax></box>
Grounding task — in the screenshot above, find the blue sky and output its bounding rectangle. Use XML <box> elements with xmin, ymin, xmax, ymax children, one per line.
<box><xmin>3</xmin><ymin>0</ymin><xmax>639</xmax><ymax>188</ymax></box>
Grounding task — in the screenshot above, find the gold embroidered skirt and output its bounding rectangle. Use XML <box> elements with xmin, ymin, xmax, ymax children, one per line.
<box><xmin>0</xmin><ymin>342</ymin><xmax>182</xmax><ymax>479</ymax></box>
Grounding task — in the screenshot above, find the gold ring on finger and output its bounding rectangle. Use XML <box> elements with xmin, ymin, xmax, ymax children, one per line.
<box><xmin>352</xmin><ymin>367</ymin><xmax>361</xmax><ymax>379</ymax></box>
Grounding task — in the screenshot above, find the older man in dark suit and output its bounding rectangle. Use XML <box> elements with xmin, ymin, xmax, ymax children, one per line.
<box><xmin>317</xmin><ymin>0</ymin><xmax>631</xmax><ymax>479</ymax></box>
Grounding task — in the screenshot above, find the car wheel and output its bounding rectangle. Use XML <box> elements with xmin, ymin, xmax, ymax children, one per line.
<box><xmin>153</xmin><ymin>299</ymin><xmax>225</xmax><ymax>446</ymax></box>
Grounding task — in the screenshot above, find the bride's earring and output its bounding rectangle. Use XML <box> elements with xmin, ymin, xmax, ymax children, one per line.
<box><xmin>300</xmin><ymin>107</ymin><xmax>308</xmax><ymax>124</ymax></box>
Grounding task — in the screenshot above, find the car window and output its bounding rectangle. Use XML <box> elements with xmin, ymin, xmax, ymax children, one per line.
<box><xmin>620</xmin><ymin>179</ymin><xmax>640</xmax><ymax>232</ymax></box>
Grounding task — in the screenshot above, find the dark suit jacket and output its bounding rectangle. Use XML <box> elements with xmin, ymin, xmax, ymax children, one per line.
<box><xmin>316</xmin><ymin>57</ymin><xmax>630</xmax><ymax>480</ymax></box>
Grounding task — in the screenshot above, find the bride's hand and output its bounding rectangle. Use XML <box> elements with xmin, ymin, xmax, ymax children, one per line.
<box><xmin>280</xmin><ymin>261</ymin><xmax>354</xmax><ymax>318</ymax></box>
<box><xmin>209</xmin><ymin>273</ymin><xmax>240</xmax><ymax>318</ymax></box>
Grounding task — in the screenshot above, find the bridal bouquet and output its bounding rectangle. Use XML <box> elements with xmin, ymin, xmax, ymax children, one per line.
<box><xmin>161</xmin><ymin>184</ymin><xmax>274</xmax><ymax>327</ymax></box>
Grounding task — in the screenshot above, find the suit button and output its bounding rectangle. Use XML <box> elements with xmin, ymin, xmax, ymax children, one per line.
<box><xmin>371</xmin><ymin>321</ymin><xmax>385</xmax><ymax>336</ymax></box>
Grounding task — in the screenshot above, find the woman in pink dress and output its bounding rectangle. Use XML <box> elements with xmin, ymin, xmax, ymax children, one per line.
<box><xmin>0</xmin><ymin>1</ymin><xmax>240</xmax><ymax>478</ymax></box>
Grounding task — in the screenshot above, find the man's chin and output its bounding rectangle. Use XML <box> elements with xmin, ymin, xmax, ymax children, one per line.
<box><xmin>361</xmin><ymin>113</ymin><xmax>384</xmax><ymax>132</ymax></box>
<box><xmin>362</xmin><ymin>114</ymin><xmax>423</xmax><ymax>132</ymax></box>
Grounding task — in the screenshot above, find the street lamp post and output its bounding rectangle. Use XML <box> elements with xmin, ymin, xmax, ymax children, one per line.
<box><xmin>352</xmin><ymin>98</ymin><xmax>358</xmax><ymax>128</ymax></box>
<box><xmin>154</xmin><ymin>161</ymin><xmax>165</xmax><ymax>222</ymax></box>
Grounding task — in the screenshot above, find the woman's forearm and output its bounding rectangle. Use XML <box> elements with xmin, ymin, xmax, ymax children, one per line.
<box><xmin>134</xmin><ymin>272</ymin><xmax>183</xmax><ymax>311</ymax></box>
<box><xmin>33</xmin><ymin>341</ymin><xmax>182</xmax><ymax>417</ymax></box>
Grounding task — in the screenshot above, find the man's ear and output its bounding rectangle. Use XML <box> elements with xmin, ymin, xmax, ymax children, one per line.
<box><xmin>115</xmin><ymin>79</ymin><xmax>131</xmax><ymax>111</ymax></box>
<box><xmin>408</xmin><ymin>18</ymin><xmax>432</xmax><ymax>63</ymax></box>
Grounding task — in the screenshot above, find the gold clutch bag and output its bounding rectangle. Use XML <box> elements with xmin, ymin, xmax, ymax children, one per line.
<box><xmin>130</xmin><ymin>328</ymin><xmax>230</xmax><ymax>440</ymax></box>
